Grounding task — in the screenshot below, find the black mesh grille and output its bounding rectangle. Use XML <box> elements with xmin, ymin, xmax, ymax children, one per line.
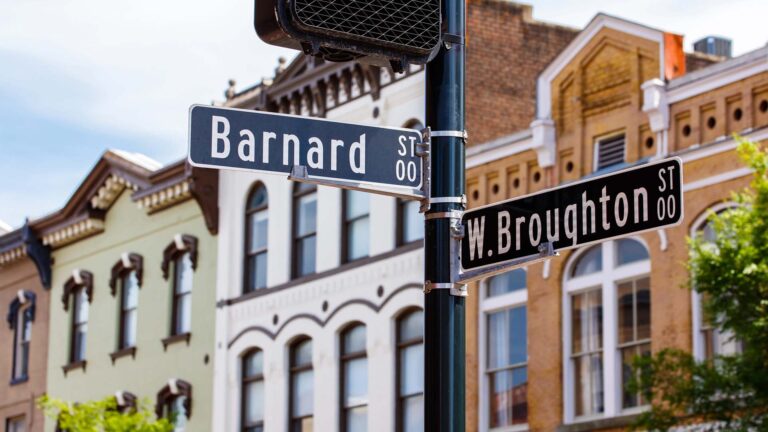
<box><xmin>294</xmin><ymin>0</ymin><xmax>440</xmax><ymax>52</ymax></box>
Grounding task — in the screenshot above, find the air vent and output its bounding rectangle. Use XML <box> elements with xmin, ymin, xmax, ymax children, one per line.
<box><xmin>596</xmin><ymin>135</ymin><xmax>625</xmax><ymax>171</ymax></box>
<box><xmin>293</xmin><ymin>0</ymin><xmax>441</xmax><ymax>53</ymax></box>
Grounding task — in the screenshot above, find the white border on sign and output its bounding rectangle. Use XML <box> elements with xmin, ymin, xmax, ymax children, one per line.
<box><xmin>459</xmin><ymin>157</ymin><xmax>685</xmax><ymax>272</ymax></box>
<box><xmin>186</xmin><ymin>104</ymin><xmax>424</xmax><ymax>191</ymax></box>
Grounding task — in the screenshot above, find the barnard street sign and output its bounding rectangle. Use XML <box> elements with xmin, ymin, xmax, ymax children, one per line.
<box><xmin>188</xmin><ymin>105</ymin><xmax>423</xmax><ymax>192</ymax></box>
<box><xmin>461</xmin><ymin>158</ymin><xmax>684</xmax><ymax>271</ymax></box>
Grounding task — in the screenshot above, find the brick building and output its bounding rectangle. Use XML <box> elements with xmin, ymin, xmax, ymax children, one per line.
<box><xmin>465</xmin><ymin>12</ymin><xmax>768</xmax><ymax>432</ymax></box>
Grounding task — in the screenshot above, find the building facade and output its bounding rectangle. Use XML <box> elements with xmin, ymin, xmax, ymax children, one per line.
<box><xmin>27</xmin><ymin>151</ymin><xmax>219</xmax><ymax>431</ymax></box>
<box><xmin>211</xmin><ymin>2</ymin><xmax>577</xmax><ymax>431</ymax></box>
<box><xmin>465</xmin><ymin>13</ymin><xmax>768</xmax><ymax>432</ymax></box>
<box><xmin>0</xmin><ymin>226</ymin><xmax>51</xmax><ymax>432</ymax></box>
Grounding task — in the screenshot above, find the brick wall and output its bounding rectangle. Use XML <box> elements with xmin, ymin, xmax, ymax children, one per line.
<box><xmin>467</xmin><ymin>0</ymin><xmax>577</xmax><ymax>146</ymax></box>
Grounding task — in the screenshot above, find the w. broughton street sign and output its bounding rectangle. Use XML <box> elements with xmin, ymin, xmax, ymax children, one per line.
<box><xmin>188</xmin><ymin>105</ymin><xmax>424</xmax><ymax>198</ymax></box>
<box><xmin>461</xmin><ymin>157</ymin><xmax>684</xmax><ymax>271</ymax></box>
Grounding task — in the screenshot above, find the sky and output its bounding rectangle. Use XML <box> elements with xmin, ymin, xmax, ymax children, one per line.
<box><xmin>1</xmin><ymin>0</ymin><xmax>767</xmax><ymax>228</ymax></box>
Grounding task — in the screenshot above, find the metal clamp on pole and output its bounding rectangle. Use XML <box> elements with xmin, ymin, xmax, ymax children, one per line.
<box><xmin>424</xmin><ymin>281</ymin><xmax>467</xmax><ymax>297</ymax></box>
<box><xmin>455</xmin><ymin>241</ymin><xmax>559</xmax><ymax>285</ymax></box>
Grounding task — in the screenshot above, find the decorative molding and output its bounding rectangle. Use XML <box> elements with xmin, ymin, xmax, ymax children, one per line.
<box><xmin>110</xmin><ymin>347</ymin><xmax>137</xmax><ymax>364</ymax></box>
<box><xmin>161</xmin><ymin>234</ymin><xmax>198</xmax><ymax>280</ymax></box>
<box><xmin>186</xmin><ymin>165</ymin><xmax>219</xmax><ymax>235</ymax></box>
<box><xmin>115</xmin><ymin>390</ymin><xmax>138</xmax><ymax>412</ymax></box>
<box><xmin>641</xmin><ymin>78</ymin><xmax>669</xmax><ymax>133</ymax></box>
<box><xmin>90</xmin><ymin>174</ymin><xmax>138</xmax><ymax>210</ymax></box>
<box><xmin>228</xmin><ymin>283</ymin><xmax>421</xmax><ymax>347</ymax></box>
<box><xmin>7</xmin><ymin>290</ymin><xmax>36</xmax><ymax>329</ymax></box>
<box><xmin>136</xmin><ymin>180</ymin><xmax>191</xmax><ymax>212</ymax></box>
<box><xmin>0</xmin><ymin>244</ymin><xmax>25</xmax><ymax>266</ymax></box>
<box><xmin>62</xmin><ymin>359</ymin><xmax>87</xmax><ymax>376</ymax></box>
<box><xmin>42</xmin><ymin>217</ymin><xmax>105</xmax><ymax>248</ymax></box>
<box><xmin>155</xmin><ymin>379</ymin><xmax>193</xmax><ymax>419</ymax></box>
<box><xmin>23</xmin><ymin>222</ymin><xmax>52</xmax><ymax>289</ymax></box>
<box><xmin>683</xmin><ymin>168</ymin><xmax>752</xmax><ymax>192</ymax></box>
<box><xmin>161</xmin><ymin>332</ymin><xmax>191</xmax><ymax>351</ymax></box>
<box><xmin>657</xmin><ymin>229</ymin><xmax>668</xmax><ymax>251</ymax></box>
<box><xmin>531</xmin><ymin>118</ymin><xmax>557</xmax><ymax>168</ymax></box>
<box><xmin>62</xmin><ymin>269</ymin><xmax>94</xmax><ymax>311</ymax></box>
<box><xmin>109</xmin><ymin>253</ymin><xmax>144</xmax><ymax>296</ymax></box>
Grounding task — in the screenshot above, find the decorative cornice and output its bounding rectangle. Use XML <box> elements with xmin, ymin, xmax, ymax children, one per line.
<box><xmin>42</xmin><ymin>217</ymin><xmax>105</xmax><ymax>248</ymax></box>
<box><xmin>186</xmin><ymin>165</ymin><xmax>218</xmax><ymax>235</ymax></box>
<box><xmin>23</xmin><ymin>222</ymin><xmax>52</xmax><ymax>288</ymax></box>
<box><xmin>109</xmin><ymin>253</ymin><xmax>144</xmax><ymax>296</ymax></box>
<box><xmin>62</xmin><ymin>269</ymin><xmax>94</xmax><ymax>311</ymax></box>
<box><xmin>155</xmin><ymin>379</ymin><xmax>193</xmax><ymax>419</ymax></box>
<box><xmin>161</xmin><ymin>234</ymin><xmax>198</xmax><ymax>280</ymax></box>
<box><xmin>90</xmin><ymin>174</ymin><xmax>139</xmax><ymax>210</ymax></box>
<box><xmin>136</xmin><ymin>180</ymin><xmax>191</xmax><ymax>212</ymax></box>
<box><xmin>0</xmin><ymin>244</ymin><xmax>25</xmax><ymax>266</ymax></box>
<box><xmin>7</xmin><ymin>290</ymin><xmax>36</xmax><ymax>329</ymax></box>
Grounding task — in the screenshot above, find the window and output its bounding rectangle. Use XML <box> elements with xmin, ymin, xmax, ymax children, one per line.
<box><xmin>594</xmin><ymin>134</ymin><xmax>625</xmax><ymax>171</ymax></box>
<box><xmin>397</xmin><ymin>199</ymin><xmax>423</xmax><ymax>246</ymax></box>
<box><xmin>156</xmin><ymin>379</ymin><xmax>192</xmax><ymax>431</ymax></box>
<box><xmin>242</xmin><ymin>349</ymin><xmax>265</xmax><ymax>432</ymax></box>
<box><xmin>691</xmin><ymin>207</ymin><xmax>743</xmax><ymax>360</ymax></box>
<box><xmin>563</xmin><ymin>239</ymin><xmax>651</xmax><ymax>422</ymax></box>
<box><xmin>115</xmin><ymin>391</ymin><xmax>138</xmax><ymax>414</ymax></box>
<box><xmin>5</xmin><ymin>416</ymin><xmax>24</xmax><ymax>432</ymax></box>
<box><xmin>8</xmin><ymin>291</ymin><xmax>35</xmax><ymax>383</ymax></box>
<box><xmin>340</xmin><ymin>324</ymin><xmax>367</xmax><ymax>432</ymax></box>
<box><xmin>245</xmin><ymin>184</ymin><xmax>268</xmax><ymax>293</ymax></box>
<box><xmin>292</xmin><ymin>183</ymin><xmax>317</xmax><ymax>278</ymax></box>
<box><xmin>483</xmin><ymin>269</ymin><xmax>528</xmax><ymax>429</ymax></box>
<box><xmin>342</xmin><ymin>190</ymin><xmax>370</xmax><ymax>263</ymax></box>
<box><xmin>118</xmin><ymin>272</ymin><xmax>139</xmax><ymax>349</ymax></box>
<box><xmin>396</xmin><ymin>309</ymin><xmax>423</xmax><ymax>432</ymax></box>
<box><xmin>71</xmin><ymin>287</ymin><xmax>89</xmax><ymax>363</ymax></box>
<box><xmin>289</xmin><ymin>338</ymin><xmax>313</xmax><ymax>432</ymax></box>
<box><xmin>109</xmin><ymin>253</ymin><xmax>142</xmax><ymax>352</ymax></box>
<box><xmin>172</xmin><ymin>253</ymin><xmax>193</xmax><ymax>336</ymax></box>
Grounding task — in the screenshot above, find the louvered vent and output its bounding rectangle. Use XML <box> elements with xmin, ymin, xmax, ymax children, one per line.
<box><xmin>294</xmin><ymin>0</ymin><xmax>441</xmax><ymax>53</ymax></box>
<box><xmin>596</xmin><ymin>135</ymin><xmax>625</xmax><ymax>170</ymax></box>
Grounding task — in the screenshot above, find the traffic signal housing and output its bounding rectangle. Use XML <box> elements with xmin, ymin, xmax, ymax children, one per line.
<box><xmin>254</xmin><ymin>0</ymin><xmax>442</xmax><ymax>71</ymax></box>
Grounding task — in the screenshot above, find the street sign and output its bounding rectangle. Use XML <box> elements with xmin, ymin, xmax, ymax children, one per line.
<box><xmin>188</xmin><ymin>105</ymin><xmax>424</xmax><ymax>195</ymax></box>
<box><xmin>461</xmin><ymin>157</ymin><xmax>684</xmax><ymax>271</ymax></box>
<box><xmin>254</xmin><ymin>0</ymin><xmax>441</xmax><ymax>70</ymax></box>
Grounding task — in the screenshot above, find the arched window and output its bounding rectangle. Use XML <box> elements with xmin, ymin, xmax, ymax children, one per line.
<box><xmin>563</xmin><ymin>239</ymin><xmax>651</xmax><ymax>423</ymax></box>
<box><xmin>482</xmin><ymin>269</ymin><xmax>528</xmax><ymax>428</ymax></box>
<box><xmin>396</xmin><ymin>309</ymin><xmax>423</xmax><ymax>432</ymax></box>
<box><xmin>342</xmin><ymin>190</ymin><xmax>370</xmax><ymax>263</ymax></box>
<box><xmin>8</xmin><ymin>290</ymin><xmax>35</xmax><ymax>383</ymax></box>
<box><xmin>691</xmin><ymin>206</ymin><xmax>742</xmax><ymax>360</ymax></box>
<box><xmin>289</xmin><ymin>337</ymin><xmax>313</xmax><ymax>431</ymax></box>
<box><xmin>340</xmin><ymin>324</ymin><xmax>367</xmax><ymax>432</ymax></box>
<box><xmin>241</xmin><ymin>349</ymin><xmax>265</xmax><ymax>432</ymax></box>
<box><xmin>292</xmin><ymin>183</ymin><xmax>317</xmax><ymax>278</ymax></box>
<box><xmin>245</xmin><ymin>185</ymin><xmax>269</xmax><ymax>293</ymax></box>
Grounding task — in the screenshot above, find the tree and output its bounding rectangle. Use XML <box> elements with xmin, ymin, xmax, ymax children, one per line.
<box><xmin>631</xmin><ymin>139</ymin><xmax>768</xmax><ymax>431</ymax></box>
<box><xmin>38</xmin><ymin>395</ymin><xmax>173</xmax><ymax>432</ymax></box>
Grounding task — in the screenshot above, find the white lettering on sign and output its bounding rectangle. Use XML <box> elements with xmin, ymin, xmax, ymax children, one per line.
<box><xmin>209</xmin><ymin>125</ymin><xmax>368</xmax><ymax>175</ymax></box>
<box><xmin>467</xmin><ymin>217</ymin><xmax>486</xmax><ymax>261</ymax></box>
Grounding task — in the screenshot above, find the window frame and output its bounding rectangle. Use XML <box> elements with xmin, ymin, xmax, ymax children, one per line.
<box><xmin>562</xmin><ymin>238</ymin><xmax>652</xmax><ymax>424</ymax></box>
<box><xmin>291</xmin><ymin>184</ymin><xmax>318</xmax><ymax>279</ymax></box>
<box><xmin>171</xmin><ymin>253</ymin><xmax>193</xmax><ymax>337</ymax></box>
<box><xmin>288</xmin><ymin>337</ymin><xmax>314</xmax><ymax>432</ymax></box>
<box><xmin>339</xmin><ymin>323</ymin><xmax>367</xmax><ymax>432</ymax></box>
<box><xmin>5</xmin><ymin>415</ymin><xmax>25</xmax><ymax>432</ymax></box>
<box><xmin>117</xmin><ymin>272</ymin><xmax>139</xmax><ymax>350</ymax></box>
<box><xmin>593</xmin><ymin>132</ymin><xmax>626</xmax><ymax>172</ymax></box>
<box><xmin>243</xmin><ymin>183</ymin><xmax>269</xmax><ymax>294</ymax></box>
<box><xmin>396</xmin><ymin>199</ymin><xmax>424</xmax><ymax>247</ymax></box>
<box><xmin>341</xmin><ymin>190</ymin><xmax>370</xmax><ymax>264</ymax></box>
<box><xmin>70</xmin><ymin>286</ymin><xmax>89</xmax><ymax>364</ymax></box>
<box><xmin>395</xmin><ymin>308</ymin><xmax>424</xmax><ymax>432</ymax></box>
<box><xmin>155</xmin><ymin>379</ymin><xmax>193</xmax><ymax>425</ymax></box>
<box><xmin>241</xmin><ymin>348</ymin><xmax>265</xmax><ymax>432</ymax></box>
<box><xmin>690</xmin><ymin>203</ymin><xmax>740</xmax><ymax>361</ymax></box>
<box><xmin>479</xmin><ymin>270</ymin><xmax>529</xmax><ymax>431</ymax></box>
<box><xmin>8</xmin><ymin>290</ymin><xmax>35</xmax><ymax>384</ymax></box>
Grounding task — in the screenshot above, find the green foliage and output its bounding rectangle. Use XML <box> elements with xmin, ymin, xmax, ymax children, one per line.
<box><xmin>631</xmin><ymin>138</ymin><xmax>768</xmax><ymax>431</ymax></box>
<box><xmin>38</xmin><ymin>395</ymin><xmax>174</xmax><ymax>432</ymax></box>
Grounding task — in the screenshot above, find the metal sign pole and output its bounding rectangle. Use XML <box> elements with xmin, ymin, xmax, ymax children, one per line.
<box><xmin>423</xmin><ymin>0</ymin><xmax>466</xmax><ymax>429</ymax></box>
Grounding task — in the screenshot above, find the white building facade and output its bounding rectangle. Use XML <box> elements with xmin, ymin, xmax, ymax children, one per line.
<box><xmin>212</xmin><ymin>57</ymin><xmax>428</xmax><ymax>432</ymax></box>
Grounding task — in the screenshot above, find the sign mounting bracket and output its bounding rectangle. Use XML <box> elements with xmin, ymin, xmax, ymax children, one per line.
<box><xmin>287</xmin><ymin>165</ymin><xmax>424</xmax><ymax>201</ymax></box>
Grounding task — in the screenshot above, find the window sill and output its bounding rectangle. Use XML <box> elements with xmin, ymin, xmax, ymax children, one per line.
<box><xmin>62</xmin><ymin>360</ymin><xmax>87</xmax><ymax>376</ymax></box>
<box><xmin>490</xmin><ymin>424</ymin><xmax>529</xmax><ymax>432</ymax></box>
<box><xmin>9</xmin><ymin>375</ymin><xmax>29</xmax><ymax>386</ymax></box>
<box><xmin>557</xmin><ymin>413</ymin><xmax>641</xmax><ymax>432</ymax></box>
<box><xmin>110</xmin><ymin>346</ymin><xmax>137</xmax><ymax>364</ymax></box>
<box><xmin>162</xmin><ymin>333</ymin><xmax>191</xmax><ymax>351</ymax></box>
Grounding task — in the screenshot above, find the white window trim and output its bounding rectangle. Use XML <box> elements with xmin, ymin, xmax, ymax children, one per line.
<box><xmin>592</xmin><ymin>132</ymin><xmax>626</xmax><ymax>173</ymax></box>
<box><xmin>478</xmin><ymin>269</ymin><xmax>529</xmax><ymax>432</ymax></box>
<box><xmin>562</xmin><ymin>238</ymin><xmax>651</xmax><ymax>424</ymax></box>
<box><xmin>690</xmin><ymin>202</ymin><xmax>737</xmax><ymax>361</ymax></box>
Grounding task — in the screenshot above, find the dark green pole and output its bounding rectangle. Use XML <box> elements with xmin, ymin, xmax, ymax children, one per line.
<box><xmin>424</xmin><ymin>0</ymin><xmax>465</xmax><ymax>429</ymax></box>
